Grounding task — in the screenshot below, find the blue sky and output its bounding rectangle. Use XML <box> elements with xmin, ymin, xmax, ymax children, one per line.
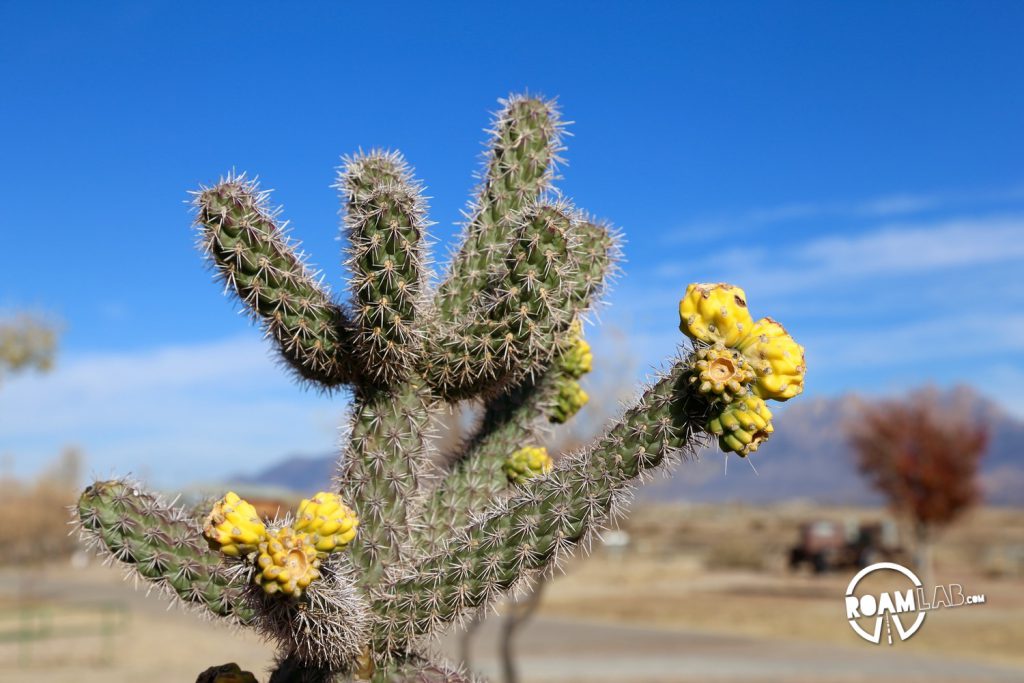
<box><xmin>2</xmin><ymin>2</ymin><xmax>1023</xmax><ymax>485</ymax></box>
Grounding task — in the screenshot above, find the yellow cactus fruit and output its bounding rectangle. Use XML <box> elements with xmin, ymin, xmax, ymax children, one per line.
<box><xmin>707</xmin><ymin>395</ymin><xmax>774</xmax><ymax>457</ymax></box>
<box><xmin>549</xmin><ymin>378</ymin><xmax>589</xmax><ymax>424</ymax></box>
<box><xmin>688</xmin><ymin>345</ymin><xmax>755</xmax><ymax>401</ymax></box>
<box><xmin>678</xmin><ymin>283</ymin><xmax>754</xmax><ymax>347</ymax></box>
<box><xmin>735</xmin><ymin>317</ymin><xmax>806</xmax><ymax>401</ymax></box>
<box><xmin>203</xmin><ymin>492</ymin><xmax>267</xmax><ymax>557</ymax></box>
<box><xmin>559</xmin><ymin>335</ymin><xmax>593</xmax><ymax>379</ymax></box>
<box><xmin>254</xmin><ymin>526</ymin><xmax>322</xmax><ymax>598</ymax></box>
<box><xmin>504</xmin><ymin>446</ymin><xmax>553</xmax><ymax>485</ymax></box>
<box><xmin>292</xmin><ymin>491</ymin><xmax>359</xmax><ymax>553</ymax></box>
<box><xmin>567</xmin><ymin>317</ymin><xmax>583</xmax><ymax>338</ymax></box>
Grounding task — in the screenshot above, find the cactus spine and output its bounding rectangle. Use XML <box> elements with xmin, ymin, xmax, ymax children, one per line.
<box><xmin>76</xmin><ymin>95</ymin><xmax>805</xmax><ymax>682</ymax></box>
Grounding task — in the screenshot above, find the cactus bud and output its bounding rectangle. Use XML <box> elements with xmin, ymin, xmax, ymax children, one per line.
<box><xmin>293</xmin><ymin>491</ymin><xmax>359</xmax><ymax>552</ymax></box>
<box><xmin>707</xmin><ymin>395</ymin><xmax>774</xmax><ymax>457</ymax></box>
<box><xmin>203</xmin><ymin>492</ymin><xmax>267</xmax><ymax>557</ymax></box>
<box><xmin>559</xmin><ymin>335</ymin><xmax>593</xmax><ymax>379</ymax></box>
<box><xmin>736</xmin><ymin>317</ymin><xmax>806</xmax><ymax>401</ymax></box>
<box><xmin>254</xmin><ymin>527</ymin><xmax>322</xmax><ymax>598</ymax></box>
<box><xmin>549</xmin><ymin>378</ymin><xmax>589</xmax><ymax>424</ymax></box>
<box><xmin>679</xmin><ymin>283</ymin><xmax>805</xmax><ymax>405</ymax></box>
<box><xmin>688</xmin><ymin>345</ymin><xmax>755</xmax><ymax>402</ymax></box>
<box><xmin>678</xmin><ymin>283</ymin><xmax>754</xmax><ymax>348</ymax></box>
<box><xmin>504</xmin><ymin>446</ymin><xmax>553</xmax><ymax>484</ymax></box>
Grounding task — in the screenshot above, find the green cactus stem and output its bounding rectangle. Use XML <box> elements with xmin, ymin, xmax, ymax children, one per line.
<box><xmin>422</xmin><ymin>202</ymin><xmax>582</xmax><ymax>400</ymax></box>
<box><xmin>77</xmin><ymin>480</ymin><xmax>253</xmax><ymax>624</ymax></box>
<box><xmin>338</xmin><ymin>151</ymin><xmax>429</xmax><ymax>387</ymax></box>
<box><xmin>368</xmin><ymin>359</ymin><xmax>708</xmax><ymax>655</ymax></box>
<box><xmin>194</xmin><ymin>178</ymin><xmax>360</xmax><ymax>388</ymax></box>
<box><xmin>414</xmin><ymin>218</ymin><xmax>617</xmax><ymax>554</ymax></box>
<box><xmin>435</xmin><ymin>95</ymin><xmax>565</xmax><ymax>319</ymax></box>
<box><xmin>338</xmin><ymin>381</ymin><xmax>435</xmax><ymax>583</ymax></box>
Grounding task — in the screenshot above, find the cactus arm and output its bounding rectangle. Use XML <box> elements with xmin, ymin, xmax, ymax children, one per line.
<box><xmin>368</xmin><ymin>656</ymin><xmax>473</xmax><ymax>683</ymax></box>
<box><xmin>76</xmin><ymin>479</ymin><xmax>254</xmax><ymax>623</ymax></box>
<box><xmin>267</xmin><ymin>652</ymin><xmax>471</xmax><ymax>683</ymax></box>
<box><xmin>369</xmin><ymin>357</ymin><xmax>708</xmax><ymax>652</ymax></box>
<box><xmin>414</xmin><ymin>219</ymin><xmax>619</xmax><ymax>554</ymax></box>
<box><xmin>338</xmin><ymin>151</ymin><xmax>429</xmax><ymax>387</ymax></box>
<box><xmin>421</xmin><ymin>203</ymin><xmax>581</xmax><ymax>401</ymax></box>
<box><xmin>194</xmin><ymin>177</ymin><xmax>360</xmax><ymax>388</ymax></box>
<box><xmin>434</xmin><ymin>95</ymin><xmax>564</xmax><ymax>319</ymax></box>
<box><xmin>338</xmin><ymin>381</ymin><xmax>435</xmax><ymax>585</ymax></box>
<box><xmin>414</xmin><ymin>370</ymin><xmax>562</xmax><ymax>556</ymax></box>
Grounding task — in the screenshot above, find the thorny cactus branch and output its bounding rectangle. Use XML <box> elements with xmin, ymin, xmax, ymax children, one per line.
<box><xmin>338</xmin><ymin>151</ymin><xmax>430</xmax><ymax>387</ymax></box>
<box><xmin>195</xmin><ymin>179</ymin><xmax>361</xmax><ymax>388</ymax></box>
<box><xmin>422</xmin><ymin>202</ymin><xmax>581</xmax><ymax>400</ymax></box>
<box><xmin>338</xmin><ymin>380</ymin><xmax>435</xmax><ymax>583</ymax></box>
<box><xmin>435</xmin><ymin>95</ymin><xmax>565</xmax><ymax>319</ymax></box>
<box><xmin>269</xmin><ymin>652</ymin><xmax>475</xmax><ymax>683</ymax></box>
<box><xmin>415</xmin><ymin>219</ymin><xmax>615</xmax><ymax>554</ymax></box>
<box><xmin>369</xmin><ymin>359</ymin><xmax>708</xmax><ymax>654</ymax></box>
<box><xmin>413</xmin><ymin>371</ymin><xmax>563</xmax><ymax>556</ymax></box>
<box><xmin>76</xmin><ymin>94</ymin><xmax>807</xmax><ymax>683</ymax></box>
<box><xmin>76</xmin><ymin>480</ymin><xmax>254</xmax><ymax>624</ymax></box>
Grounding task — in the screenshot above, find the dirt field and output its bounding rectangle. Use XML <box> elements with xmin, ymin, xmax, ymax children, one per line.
<box><xmin>536</xmin><ymin>503</ymin><xmax>1024</xmax><ymax>668</ymax></box>
<box><xmin>1</xmin><ymin>503</ymin><xmax>1021</xmax><ymax>682</ymax></box>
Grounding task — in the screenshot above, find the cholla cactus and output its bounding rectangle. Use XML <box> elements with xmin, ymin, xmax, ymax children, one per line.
<box><xmin>75</xmin><ymin>95</ymin><xmax>806</xmax><ymax>682</ymax></box>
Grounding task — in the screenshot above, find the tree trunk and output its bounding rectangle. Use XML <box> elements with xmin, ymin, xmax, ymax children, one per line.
<box><xmin>500</xmin><ymin>581</ymin><xmax>546</xmax><ymax>683</ymax></box>
<box><xmin>913</xmin><ymin>523</ymin><xmax>934</xmax><ymax>589</ymax></box>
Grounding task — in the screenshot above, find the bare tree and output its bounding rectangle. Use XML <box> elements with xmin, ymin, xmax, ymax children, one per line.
<box><xmin>847</xmin><ymin>388</ymin><xmax>988</xmax><ymax>584</ymax></box>
<box><xmin>499</xmin><ymin>580</ymin><xmax>546</xmax><ymax>683</ymax></box>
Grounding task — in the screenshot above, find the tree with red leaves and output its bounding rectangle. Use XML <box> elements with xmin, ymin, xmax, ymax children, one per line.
<box><xmin>848</xmin><ymin>389</ymin><xmax>988</xmax><ymax>583</ymax></box>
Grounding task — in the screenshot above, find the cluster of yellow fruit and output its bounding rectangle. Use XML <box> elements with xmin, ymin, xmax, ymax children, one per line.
<box><xmin>559</xmin><ymin>328</ymin><xmax>593</xmax><ymax>378</ymax></box>
<box><xmin>550</xmin><ymin>321</ymin><xmax>592</xmax><ymax>424</ymax></box>
<box><xmin>678</xmin><ymin>283</ymin><xmax>805</xmax><ymax>457</ymax></box>
<box><xmin>551</xmin><ymin>379</ymin><xmax>590</xmax><ymax>425</ymax></box>
<box><xmin>203</xmin><ymin>491</ymin><xmax>358</xmax><ymax>598</ymax></box>
<box><xmin>504</xmin><ymin>445</ymin><xmax>554</xmax><ymax>485</ymax></box>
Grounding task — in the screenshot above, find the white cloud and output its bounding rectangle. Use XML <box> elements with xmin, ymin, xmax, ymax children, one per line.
<box><xmin>802</xmin><ymin>313</ymin><xmax>1024</xmax><ymax>371</ymax></box>
<box><xmin>0</xmin><ymin>336</ymin><xmax>348</xmax><ymax>486</ymax></box>
<box><xmin>795</xmin><ymin>216</ymin><xmax>1024</xmax><ymax>277</ymax></box>
<box><xmin>656</xmin><ymin>213</ymin><xmax>1024</xmax><ymax>293</ymax></box>
<box><xmin>664</xmin><ymin>183</ymin><xmax>1024</xmax><ymax>243</ymax></box>
<box><xmin>745</xmin><ymin>193</ymin><xmax>940</xmax><ymax>224</ymax></box>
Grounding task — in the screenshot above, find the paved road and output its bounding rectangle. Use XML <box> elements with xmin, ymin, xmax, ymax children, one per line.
<box><xmin>5</xmin><ymin>568</ymin><xmax>1023</xmax><ymax>683</ymax></box>
<box><xmin>443</xmin><ymin>616</ymin><xmax>1024</xmax><ymax>683</ymax></box>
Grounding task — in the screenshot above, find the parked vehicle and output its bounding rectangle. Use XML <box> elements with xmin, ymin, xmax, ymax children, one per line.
<box><xmin>789</xmin><ymin>519</ymin><xmax>908</xmax><ymax>573</ymax></box>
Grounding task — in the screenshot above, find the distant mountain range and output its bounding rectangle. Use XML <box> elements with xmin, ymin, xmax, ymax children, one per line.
<box><xmin>233</xmin><ymin>454</ymin><xmax>337</xmax><ymax>494</ymax></box>
<box><xmin>232</xmin><ymin>387</ymin><xmax>1024</xmax><ymax>505</ymax></box>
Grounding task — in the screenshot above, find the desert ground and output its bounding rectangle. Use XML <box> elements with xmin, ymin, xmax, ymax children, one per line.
<box><xmin>2</xmin><ymin>503</ymin><xmax>1022</xmax><ymax>683</ymax></box>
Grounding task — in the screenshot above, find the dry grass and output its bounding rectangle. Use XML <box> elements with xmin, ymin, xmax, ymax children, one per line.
<box><xmin>0</xmin><ymin>449</ymin><xmax>82</xmax><ymax>566</ymax></box>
